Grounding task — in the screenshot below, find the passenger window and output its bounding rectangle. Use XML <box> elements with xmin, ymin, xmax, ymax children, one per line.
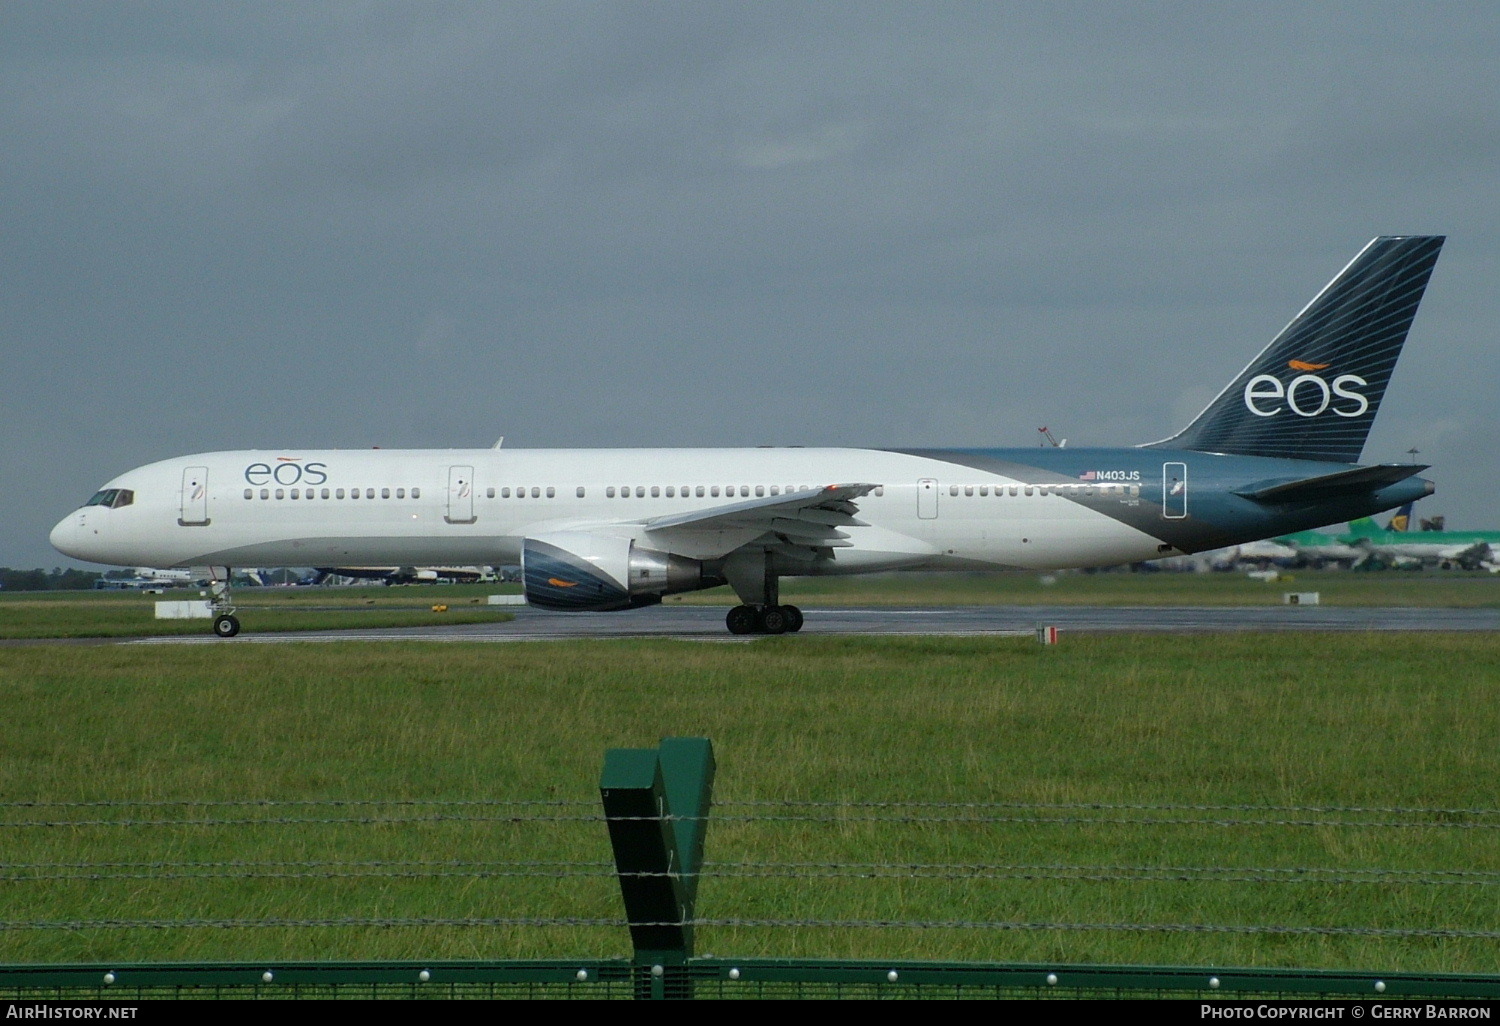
<box><xmin>577</xmin><ymin>486</ymin><xmax>586</xmax><ymax>498</ymax></box>
<box><xmin>875</xmin><ymin>486</ymin><xmax>884</xmax><ymax>497</ymax></box>
<box><xmin>710</xmin><ymin>486</ymin><xmax>720</xmax><ymax>497</ymax></box>
<box><xmin>395</xmin><ymin>488</ymin><xmax>404</xmax><ymax>499</ymax></box>
<box><xmin>651</xmin><ymin>486</ymin><xmax>660</xmax><ymax>497</ymax></box>
<box><xmin>606</xmin><ymin>486</ymin><xmax>615</xmax><ymax>498</ymax></box>
<box><xmin>244</xmin><ymin>489</ymin><xmax>253</xmax><ymax>500</ymax></box>
<box><xmin>275</xmin><ymin>489</ymin><xmax>285</xmax><ymax>500</ymax></box>
<box><xmin>964</xmin><ymin>486</ymin><xmax>973</xmax><ymax>496</ymax></box>
<box><xmin>755</xmin><ymin>485</ymin><xmax>765</xmax><ymax>497</ymax></box>
<box><xmin>740</xmin><ymin>485</ymin><xmax>749</xmax><ymax>497</ymax></box>
<box><xmin>291</xmin><ymin>488</ymin><xmax>300</xmax><ymax>499</ymax></box>
<box><xmin>949</xmin><ymin>485</ymin><xmax>959</xmax><ymax>496</ymax></box>
<box><xmin>635</xmin><ymin>486</ymin><xmax>645</xmax><ymax>498</ymax></box>
<box><xmin>412</xmin><ymin>487</ymin><xmax>420</xmax><ymax>499</ymax></box>
<box><xmin>546</xmin><ymin>487</ymin><xmax>555</xmax><ymax>498</ymax></box>
<box><xmin>485</xmin><ymin>487</ymin><xmax>493</xmax><ymax>499</ymax></box>
<box><xmin>382</xmin><ymin>488</ymin><xmax>390</xmax><ymax>499</ymax></box>
<box><xmin>323</xmin><ymin>488</ymin><xmax>332</xmax><ymax>499</ymax></box>
<box><xmin>334</xmin><ymin>488</ymin><xmax>344</xmax><ymax>499</ymax></box>
<box><xmin>697</xmin><ymin>486</ymin><xmax>706</xmax><ymax>497</ymax></box>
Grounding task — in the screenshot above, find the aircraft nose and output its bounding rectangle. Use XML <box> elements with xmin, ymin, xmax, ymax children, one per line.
<box><xmin>49</xmin><ymin>513</ymin><xmax>89</xmax><ymax>561</ymax></box>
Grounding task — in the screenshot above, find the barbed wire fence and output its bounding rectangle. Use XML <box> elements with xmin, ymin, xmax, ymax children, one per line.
<box><xmin>2</xmin><ymin>743</ymin><xmax>1498</xmax><ymax>999</ymax></box>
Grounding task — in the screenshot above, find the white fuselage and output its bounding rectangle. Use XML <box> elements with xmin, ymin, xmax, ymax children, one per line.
<box><xmin>50</xmin><ymin>448</ymin><xmax>1168</xmax><ymax>573</ymax></box>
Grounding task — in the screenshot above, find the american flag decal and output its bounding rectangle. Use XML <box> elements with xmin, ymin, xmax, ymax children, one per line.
<box><xmin>1079</xmin><ymin>471</ymin><xmax>1097</xmax><ymax>481</ymax></box>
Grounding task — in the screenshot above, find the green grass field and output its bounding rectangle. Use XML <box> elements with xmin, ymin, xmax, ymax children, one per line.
<box><xmin>2</xmin><ymin>633</ymin><xmax>1497</xmax><ymax>974</ymax></box>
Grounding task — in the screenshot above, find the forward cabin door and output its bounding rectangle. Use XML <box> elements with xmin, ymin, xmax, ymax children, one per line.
<box><xmin>179</xmin><ymin>466</ymin><xmax>210</xmax><ymax>526</ymax></box>
<box><xmin>445</xmin><ymin>465</ymin><xmax>476</xmax><ymax>524</ymax></box>
<box><xmin>917</xmin><ymin>478</ymin><xmax>938</xmax><ymax>519</ymax></box>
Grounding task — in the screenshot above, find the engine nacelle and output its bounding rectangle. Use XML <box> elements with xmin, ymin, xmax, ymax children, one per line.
<box><xmin>522</xmin><ymin>532</ymin><xmax>712</xmax><ymax>611</ymax></box>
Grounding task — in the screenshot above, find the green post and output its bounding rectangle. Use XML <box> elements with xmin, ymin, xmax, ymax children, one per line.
<box><xmin>600</xmin><ymin>737</ymin><xmax>715</xmax><ymax>999</ymax></box>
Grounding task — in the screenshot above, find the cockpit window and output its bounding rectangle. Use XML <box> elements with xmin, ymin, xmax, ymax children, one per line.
<box><xmin>85</xmin><ymin>489</ymin><xmax>134</xmax><ymax>509</ymax></box>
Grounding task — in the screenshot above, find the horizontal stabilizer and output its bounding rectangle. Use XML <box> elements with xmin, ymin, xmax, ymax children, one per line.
<box><xmin>1235</xmin><ymin>464</ymin><xmax>1429</xmax><ymax>503</ymax></box>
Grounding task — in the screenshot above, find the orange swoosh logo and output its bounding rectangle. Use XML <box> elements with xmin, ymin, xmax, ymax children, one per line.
<box><xmin>1287</xmin><ymin>360</ymin><xmax>1330</xmax><ymax>371</ymax></box>
<box><xmin>547</xmin><ymin>578</ymin><xmax>577</xmax><ymax>588</ymax></box>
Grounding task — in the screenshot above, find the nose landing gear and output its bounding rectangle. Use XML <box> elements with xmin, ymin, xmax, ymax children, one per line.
<box><xmin>207</xmin><ymin>569</ymin><xmax>240</xmax><ymax>638</ymax></box>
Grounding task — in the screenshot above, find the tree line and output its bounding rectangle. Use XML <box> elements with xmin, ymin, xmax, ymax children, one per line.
<box><xmin>0</xmin><ymin>567</ymin><xmax>103</xmax><ymax>591</ymax></box>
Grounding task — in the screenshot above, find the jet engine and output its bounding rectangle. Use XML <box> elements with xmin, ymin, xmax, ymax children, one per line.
<box><xmin>521</xmin><ymin>532</ymin><xmax>716</xmax><ymax>611</ymax></box>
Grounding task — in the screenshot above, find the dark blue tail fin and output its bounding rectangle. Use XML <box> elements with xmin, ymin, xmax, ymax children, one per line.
<box><xmin>1148</xmin><ymin>236</ymin><xmax>1444</xmax><ymax>463</ymax></box>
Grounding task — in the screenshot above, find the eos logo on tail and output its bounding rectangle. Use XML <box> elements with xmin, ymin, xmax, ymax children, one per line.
<box><xmin>1243</xmin><ymin>360</ymin><xmax>1369</xmax><ymax>419</ymax></box>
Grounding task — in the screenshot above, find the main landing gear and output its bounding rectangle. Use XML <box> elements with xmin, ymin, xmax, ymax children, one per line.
<box><xmin>207</xmin><ymin>568</ymin><xmax>240</xmax><ymax>638</ymax></box>
<box><xmin>726</xmin><ymin>603</ymin><xmax>804</xmax><ymax>636</ymax></box>
<box><xmin>722</xmin><ymin>550</ymin><xmax>806</xmax><ymax>635</ymax></box>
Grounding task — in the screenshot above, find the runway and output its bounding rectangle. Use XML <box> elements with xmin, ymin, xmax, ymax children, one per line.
<box><xmin>124</xmin><ymin>603</ymin><xmax>1500</xmax><ymax>644</ymax></box>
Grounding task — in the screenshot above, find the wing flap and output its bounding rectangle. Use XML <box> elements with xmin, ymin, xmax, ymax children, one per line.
<box><xmin>637</xmin><ymin>483</ymin><xmax>877</xmax><ymax>559</ymax></box>
<box><xmin>644</xmin><ymin>483</ymin><xmax>877</xmax><ymax>533</ymax></box>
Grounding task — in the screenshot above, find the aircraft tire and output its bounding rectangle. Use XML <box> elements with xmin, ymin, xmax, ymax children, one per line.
<box><xmin>758</xmin><ymin>606</ymin><xmax>789</xmax><ymax>635</ymax></box>
<box><xmin>726</xmin><ymin>605</ymin><xmax>757</xmax><ymax>635</ymax></box>
<box><xmin>782</xmin><ymin>605</ymin><xmax>804</xmax><ymax>632</ymax></box>
<box><xmin>213</xmin><ymin>614</ymin><xmax>241</xmax><ymax>638</ymax></box>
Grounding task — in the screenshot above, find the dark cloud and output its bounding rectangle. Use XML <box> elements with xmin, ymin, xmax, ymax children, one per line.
<box><xmin>3</xmin><ymin>2</ymin><xmax>1497</xmax><ymax>567</ymax></box>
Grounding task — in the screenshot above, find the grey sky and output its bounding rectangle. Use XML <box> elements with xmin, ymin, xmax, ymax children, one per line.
<box><xmin>4</xmin><ymin>2</ymin><xmax>1497</xmax><ymax>569</ymax></box>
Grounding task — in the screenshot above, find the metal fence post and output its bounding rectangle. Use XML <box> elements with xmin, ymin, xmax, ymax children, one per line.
<box><xmin>600</xmin><ymin>737</ymin><xmax>715</xmax><ymax>999</ymax></box>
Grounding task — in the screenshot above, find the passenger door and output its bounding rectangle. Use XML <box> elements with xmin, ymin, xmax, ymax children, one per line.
<box><xmin>179</xmin><ymin>466</ymin><xmax>209</xmax><ymax>526</ymax></box>
<box><xmin>1162</xmin><ymin>462</ymin><xmax>1187</xmax><ymax>519</ymax></box>
<box><xmin>917</xmin><ymin>478</ymin><xmax>938</xmax><ymax>519</ymax></box>
<box><xmin>446</xmin><ymin>465</ymin><xmax>476</xmax><ymax>524</ymax></box>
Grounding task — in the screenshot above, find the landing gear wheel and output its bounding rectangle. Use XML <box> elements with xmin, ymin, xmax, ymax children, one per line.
<box><xmin>758</xmin><ymin>605</ymin><xmax>789</xmax><ymax>635</ymax></box>
<box><xmin>782</xmin><ymin>605</ymin><xmax>804</xmax><ymax>633</ymax></box>
<box><xmin>213</xmin><ymin>614</ymin><xmax>241</xmax><ymax>638</ymax></box>
<box><xmin>726</xmin><ymin>605</ymin><xmax>758</xmax><ymax>635</ymax></box>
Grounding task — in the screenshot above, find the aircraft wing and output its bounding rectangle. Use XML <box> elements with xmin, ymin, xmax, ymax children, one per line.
<box><xmin>642</xmin><ymin>483</ymin><xmax>877</xmax><ymax>554</ymax></box>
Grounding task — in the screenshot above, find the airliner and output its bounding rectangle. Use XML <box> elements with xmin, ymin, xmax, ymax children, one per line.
<box><xmin>51</xmin><ymin>236</ymin><xmax>1445</xmax><ymax>637</ymax></box>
